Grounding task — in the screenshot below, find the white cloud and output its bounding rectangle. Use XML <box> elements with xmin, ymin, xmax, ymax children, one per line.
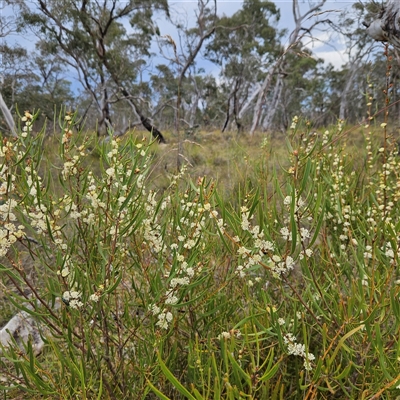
<box><xmin>313</xmin><ymin>49</ymin><xmax>348</xmax><ymax>69</ymax></box>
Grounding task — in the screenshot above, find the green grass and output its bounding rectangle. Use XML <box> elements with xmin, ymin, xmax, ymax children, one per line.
<box><xmin>1</xmin><ymin>112</ymin><xmax>400</xmax><ymax>399</ymax></box>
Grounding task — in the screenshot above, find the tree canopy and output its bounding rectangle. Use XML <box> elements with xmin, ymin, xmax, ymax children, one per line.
<box><xmin>0</xmin><ymin>0</ymin><xmax>398</xmax><ymax>137</ymax></box>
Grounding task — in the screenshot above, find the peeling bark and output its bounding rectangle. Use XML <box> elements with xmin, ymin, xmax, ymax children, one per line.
<box><xmin>365</xmin><ymin>1</ymin><xmax>400</xmax><ymax>50</ymax></box>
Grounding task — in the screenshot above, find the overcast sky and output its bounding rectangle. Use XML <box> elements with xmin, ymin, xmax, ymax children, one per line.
<box><xmin>3</xmin><ymin>0</ymin><xmax>373</xmax><ymax>84</ymax></box>
<box><xmin>160</xmin><ymin>0</ymin><xmax>367</xmax><ymax>71</ymax></box>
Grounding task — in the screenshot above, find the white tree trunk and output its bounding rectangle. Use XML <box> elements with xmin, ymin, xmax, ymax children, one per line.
<box><xmin>249</xmin><ymin>62</ymin><xmax>280</xmax><ymax>135</ymax></box>
<box><xmin>237</xmin><ymin>83</ymin><xmax>261</xmax><ymax>120</ymax></box>
<box><xmin>262</xmin><ymin>74</ymin><xmax>284</xmax><ymax>130</ymax></box>
<box><xmin>339</xmin><ymin>65</ymin><xmax>359</xmax><ymax>121</ymax></box>
<box><xmin>366</xmin><ymin>1</ymin><xmax>400</xmax><ymax>50</ymax></box>
<box><xmin>0</xmin><ymin>91</ymin><xmax>16</xmax><ymax>137</ymax></box>
<box><xmin>249</xmin><ymin>0</ymin><xmax>327</xmax><ymax>135</ymax></box>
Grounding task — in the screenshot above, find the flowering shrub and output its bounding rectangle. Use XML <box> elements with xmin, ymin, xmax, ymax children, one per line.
<box><xmin>0</xmin><ymin>110</ymin><xmax>400</xmax><ymax>399</ymax></box>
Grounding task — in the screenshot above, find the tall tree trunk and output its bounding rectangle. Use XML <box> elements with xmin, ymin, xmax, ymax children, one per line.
<box><xmin>339</xmin><ymin>66</ymin><xmax>359</xmax><ymax>121</ymax></box>
<box><xmin>0</xmin><ymin>91</ymin><xmax>16</xmax><ymax>137</ymax></box>
<box><xmin>249</xmin><ymin>0</ymin><xmax>327</xmax><ymax>135</ymax></box>
<box><xmin>237</xmin><ymin>83</ymin><xmax>261</xmax><ymax>121</ymax></box>
<box><xmin>249</xmin><ymin>62</ymin><xmax>280</xmax><ymax>135</ymax></box>
<box><xmin>187</xmin><ymin>92</ymin><xmax>200</xmax><ymax>128</ymax></box>
<box><xmin>262</xmin><ymin>74</ymin><xmax>283</xmax><ymax>131</ymax></box>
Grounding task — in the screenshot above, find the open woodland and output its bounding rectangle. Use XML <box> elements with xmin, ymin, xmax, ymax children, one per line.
<box><xmin>2</xmin><ymin>1</ymin><xmax>400</xmax><ymax>399</ymax></box>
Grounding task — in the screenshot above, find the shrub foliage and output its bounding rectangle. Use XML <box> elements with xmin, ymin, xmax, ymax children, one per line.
<box><xmin>0</xmin><ymin>111</ymin><xmax>400</xmax><ymax>399</ymax></box>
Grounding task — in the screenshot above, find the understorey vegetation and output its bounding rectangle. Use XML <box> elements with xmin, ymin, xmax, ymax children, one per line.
<box><xmin>0</xmin><ymin>91</ymin><xmax>400</xmax><ymax>399</ymax></box>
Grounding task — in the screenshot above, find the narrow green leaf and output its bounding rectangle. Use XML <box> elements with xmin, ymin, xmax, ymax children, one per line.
<box><xmin>227</xmin><ymin>351</ymin><xmax>251</xmax><ymax>387</ymax></box>
<box><xmin>157</xmin><ymin>351</ymin><xmax>196</xmax><ymax>400</ymax></box>
<box><xmin>328</xmin><ymin>325</ymin><xmax>364</xmax><ymax>366</ymax></box>
<box><xmin>147</xmin><ymin>379</ymin><xmax>172</xmax><ymax>400</ymax></box>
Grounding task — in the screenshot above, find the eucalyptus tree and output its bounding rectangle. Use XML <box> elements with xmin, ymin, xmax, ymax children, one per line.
<box><xmin>150</xmin><ymin>64</ymin><xmax>177</xmax><ymax>129</ymax></box>
<box><xmin>153</xmin><ymin>0</ymin><xmax>217</xmax><ymax>140</ymax></box>
<box><xmin>329</xmin><ymin>3</ymin><xmax>378</xmax><ymax>121</ymax></box>
<box><xmin>250</xmin><ymin>0</ymin><xmax>328</xmax><ymax>134</ymax></box>
<box><xmin>265</xmin><ymin>44</ymin><xmax>324</xmax><ymax>131</ymax></box>
<box><xmin>205</xmin><ymin>0</ymin><xmax>281</xmax><ymax>133</ymax></box>
<box><xmin>18</xmin><ymin>0</ymin><xmax>169</xmax><ymax>140</ymax></box>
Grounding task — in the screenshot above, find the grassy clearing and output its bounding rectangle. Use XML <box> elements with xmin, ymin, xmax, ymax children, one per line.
<box><xmin>0</xmin><ymin>112</ymin><xmax>400</xmax><ymax>399</ymax></box>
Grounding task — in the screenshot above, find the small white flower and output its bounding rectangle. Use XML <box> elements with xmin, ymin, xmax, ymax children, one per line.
<box><xmin>280</xmin><ymin>227</ymin><xmax>290</xmax><ymax>240</ymax></box>
<box><xmin>150</xmin><ymin>305</ymin><xmax>160</xmax><ymax>315</ymax></box>
<box><xmin>300</xmin><ymin>228</ymin><xmax>310</xmax><ymax>240</ymax></box>
<box><xmin>217</xmin><ymin>331</ymin><xmax>231</xmax><ymax>340</ymax></box>
<box><xmin>89</xmin><ymin>293</ymin><xmax>100</xmax><ymax>302</ymax></box>
<box><xmin>284</xmin><ymin>196</ymin><xmax>292</xmax><ymax>205</ymax></box>
<box><xmin>106</xmin><ymin>167</ymin><xmax>115</xmax><ymax>178</ymax></box>
<box><xmin>237</xmin><ymin>246</ymin><xmax>249</xmax><ymax>256</ymax></box>
<box><xmin>165</xmin><ymin>312</ymin><xmax>173</xmax><ymax>322</ymax></box>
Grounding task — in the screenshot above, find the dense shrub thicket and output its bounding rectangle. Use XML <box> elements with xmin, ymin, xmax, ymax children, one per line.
<box><xmin>0</xmin><ymin>110</ymin><xmax>400</xmax><ymax>399</ymax></box>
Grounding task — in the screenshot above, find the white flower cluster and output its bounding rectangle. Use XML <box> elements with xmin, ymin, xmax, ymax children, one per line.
<box><xmin>382</xmin><ymin>241</ymin><xmax>400</xmax><ymax>262</ymax></box>
<box><xmin>85</xmin><ymin>172</ymin><xmax>106</xmax><ymax>212</ymax></box>
<box><xmin>270</xmin><ymin>254</ymin><xmax>295</xmax><ymax>278</ymax></box>
<box><xmin>235</xmin><ymin>205</ymin><xmax>303</xmax><ymax>279</ymax></box>
<box><xmin>290</xmin><ymin>115</ymin><xmax>299</xmax><ymax>130</ymax></box>
<box><xmin>363</xmin><ymin>245</ymin><xmax>373</xmax><ymax>260</ymax></box>
<box><xmin>208</xmin><ymin>207</ymin><xmax>225</xmax><ymax>236</ymax></box>
<box><xmin>21</xmin><ymin>111</ymin><xmax>33</xmax><ymax>138</ymax></box>
<box><xmin>179</xmin><ymin>197</ymin><xmax>208</xmax><ymax>249</ymax></box>
<box><xmin>143</xmin><ymin>191</ymin><xmax>165</xmax><ymax>254</ymax></box>
<box><xmin>61</xmin><ymin>114</ymin><xmax>74</xmax><ymax>145</ymax></box>
<box><xmin>328</xmin><ymin>154</ymin><xmax>346</xmax><ymax>195</ymax></box>
<box><xmin>283</xmin><ymin>193</ymin><xmax>305</xmax><ymax>213</ymax></box>
<box><xmin>337</xmin><ymin>119</ymin><xmax>344</xmax><ymax>132</ymax></box>
<box><xmin>0</xmin><ymin>199</ymin><xmax>25</xmax><ymax>257</ymax></box>
<box><xmin>241</xmin><ymin>206</ymin><xmax>251</xmax><ymax>231</ymax></box>
<box><xmin>217</xmin><ymin>329</ymin><xmax>241</xmax><ymax>340</ymax></box>
<box><xmin>60</xmin><ymin>116</ymin><xmax>86</xmax><ymax>178</ymax></box>
<box><xmin>0</xmin><ymin>164</ymin><xmax>14</xmax><ymax>197</ymax></box>
<box><xmin>280</xmin><ymin>227</ymin><xmax>291</xmax><ymax>241</ymax></box>
<box><xmin>25</xmin><ymin>180</ymin><xmax>64</xmax><ymax>247</ymax></box>
<box><xmin>157</xmin><ymin>249</ymin><xmax>200</xmax><ymax>326</ymax></box>
<box><xmin>62</xmin><ymin>290</ymin><xmax>83</xmax><ymax>309</ymax></box>
<box><xmin>150</xmin><ymin>305</ymin><xmax>173</xmax><ymax>330</ymax></box>
<box><xmin>57</xmin><ymin>254</ymin><xmax>75</xmax><ymax>279</ymax></box>
<box><xmin>284</xmin><ymin>333</ymin><xmax>315</xmax><ymax>371</ymax></box>
<box><xmin>168</xmin><ymin>165</ymin><xmax>187</xmax><ymax>187</ymax></box>
<box><xmin>89</xmin><ymin>285</ymin><xmax>104</xmax><ymax>303</ymax></box>
<box><xmin>322</xmin><ymin>130</ymin><xmax>330</xmax><ymax>146</ymax></box>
